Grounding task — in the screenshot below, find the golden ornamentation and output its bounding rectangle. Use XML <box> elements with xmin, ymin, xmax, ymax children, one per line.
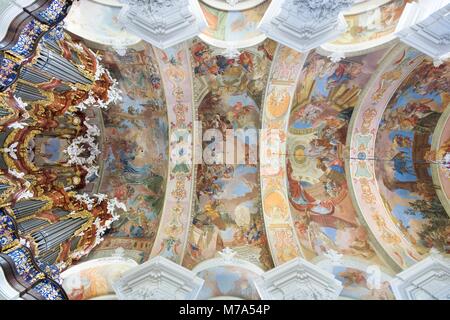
<box><xmin>263</xmin><ymin>189</ymin><xmax>289</xmax><ymax>221</ymax></box>
<box><xmin>359</xmin><ymin>178</ymin><xmax>376</xmax><ymax>204</ymax></box>
<box><xmin>266</xmin><ymin>87</ymin><xmax>291</xmax><ymax>119</ymax></box>
<box><xmin>360</xmin><ymin>108</ymin><xmax>377</xmax><ymax>134</ymax></box>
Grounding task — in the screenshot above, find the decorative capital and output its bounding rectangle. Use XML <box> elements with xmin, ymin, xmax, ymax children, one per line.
<box><xmin>254</xmin><ymin>258</ymin><xmax>342</xmax><ymax>300</ymax></box>
<box><xmin>395</xmin><ymin>1</ymin><xmax>450</xmax><ymax>61</ymax></box>
<box><xmin>292</xmin><ymin>0</ymin><xmax>353</xmax><ymax>20</ymax></box>
<box><xmin>118</xmin><ymin>0</ymin><xmax>207</xmax><ymax>49</ymax></box>
<box><xmin>120</xmin><ymin>0</ymin><xmax>183</xmax><ymax>22</ymax></box>
<box><xmin>258</xmin><ymin>0</ymin><xmax>353</xmax><ymax>52</ymax></box>
<box><xmin>113</xmin><ymin>256</ymin><xmax>204</xmax><ymax>300</ymax></box>
<box><xmin>390</xmin><ymin>254</ymin><xmax>450</xmax><ymax>300</ymax></box>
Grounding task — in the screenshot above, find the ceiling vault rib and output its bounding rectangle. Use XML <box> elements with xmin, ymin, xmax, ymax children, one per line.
<box><xmin>345</xmin><ymin>44</ymin><xmax>427</xmax><ymax>271</ymax></box>
<box><xmin>149</xmin><ymin>42</ymin><xmax>197</xmax><ymax>265</ymax></box>
<box><xmin>259</xmin><ymin>44</ymin><xmax>309</xmax><ymax>266</ymax></box>
<box><xmin>429</xmin><ymin>107</ymin><xmax>450</xmax><ymax>218</ymax></box>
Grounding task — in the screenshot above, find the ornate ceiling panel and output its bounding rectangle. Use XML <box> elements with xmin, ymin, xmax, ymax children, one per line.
<box><xmin>149</xmin><ymin>43</ymin><xmax>196</xmax><ymax>264</ymax></box>
<box><xmin>198</xmin><ymin>0</ymin><xmax>270</xmax><ymax>48</ymax></box>
<box><xmin>347</xmin><ymin>45</ymin><xmax>428</xmax><ymax>270</ymax></box>
<box><xmin>430</xmin><ymin>107</ymin><xmax>450</xmax><ymax>217</ymax></box>
<box><xmin>182</xmin><ymin>39</ymin><xmax>276</xmax><ymax>271</ymax></box>
<box><xmin>192</xmin><ymin>253</ymin><xmax>264</xmax><ymax>300</ymax></box>
<box><xmin>2</xmin><ymin>0</ymin><xmax>450</xmax><ymax>301</ymax></box>
<box><xmin>321</xmin><ymin>0</ymin><xmax>410</xmax><ymax>55</ymax></box>
<box><xmin>83</xmin><ymin>44</ymin><xmax>169</xmax><ymax>263</ymax></box>
<box><xmin>287</xmin><ymin>48</ymin><xmax>390</xmax><ymax>268</ymax></box>
<box><xmin>61</xmin><ymin>256</ymin><xmax>138</xmax><ymax>300</ymax></box>
<box><xmin>260</xmin><ymin>44</ymin><xmax>307</xmax><ymax>266</ymax></box>
<box><xmin>117</xmin><ymin>0</ymin><xmax>207</xmax><ymax>50</ymax></box>
<box><xmin>259</xmin><ymin>0</ymin><xmax>353</xmax><ymax>53</ymax></box>
<box><xmin>396</xmin><ymin>0</ymin><xmax>450</xmax><ymax>62</ymax></box>
<box><xmin>374</xmin><ymin>59</ymin><xmax>449</xmax><ymax>256</ymax></box>
<box><xmin>314</xmin><ymin>254</ymin><xmax>396</xmax><ymax>300</ymax></box>
<box><xmin>64</xmin><ymin>0</ymin><xmax>141</xmax><ymax>48</ymax></box>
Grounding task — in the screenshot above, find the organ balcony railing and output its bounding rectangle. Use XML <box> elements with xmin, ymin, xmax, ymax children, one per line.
<box><xmin>0</xmin><ymin>0</ymin><xmax>74</xmax><ymax>92</ymax></box>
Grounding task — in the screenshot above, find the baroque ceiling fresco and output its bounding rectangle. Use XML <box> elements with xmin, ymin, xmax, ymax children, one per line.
<box><xmin>199</xmin><ymin>0</ymin><xmax>270</xmax><ymax>47</ymax></box>
<box><xmin>185</xmin><ymin>39</ymin><xmax>275</xmax><ymax>271</ymax></box>
<box><xmin>374</xmin><ymin>60</ymin><xmax>450</xmax><ymax>255</ymax></box>
<box><xmin>83</xmin><ymin>43</ymin><xmax>169</xmax><ymax>263</ymax></box>
<box><xmin>0</xmin><ymin>0</ymin><xmax>449</xmax><ymax>301</ymax></box>
<box><xmin>331</xmin><ymin>0</ymin><xmax>407</xmax><ymax>45</ymax></box>
<box><xmin>288</xmin><ymin>49</ymin><xmax>387</xmax><ymax>261</ymax></box>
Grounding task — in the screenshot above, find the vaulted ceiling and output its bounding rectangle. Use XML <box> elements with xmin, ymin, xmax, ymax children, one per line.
<box><xmin>1</xmin><ymin>0</ymin><xmax>449</xmax><ymax>300</ymax></box>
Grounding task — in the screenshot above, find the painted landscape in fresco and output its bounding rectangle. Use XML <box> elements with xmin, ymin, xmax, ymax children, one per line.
<box><xmin>86</xmin><ymin>44</ymin><xmax>169</xmax><ymax>263</ymax></box>
<box><xmin>183</xmin><ymin>39</ymin><xmax>277</xmax><ymax>270</ymax></box>
<box><xmin>375</xmin><ymin>60</ymin><xmax>450</xmax><ymax>253</ymax></box>
<box><xmin>287</xmin><ymin>50</ymin><xmax>387</xmax><ymax>261</ymax></box>
<box><xmin>333</xmin><ymin>0</ymin><xmax>409</xmax><ymax>45</ymax></box>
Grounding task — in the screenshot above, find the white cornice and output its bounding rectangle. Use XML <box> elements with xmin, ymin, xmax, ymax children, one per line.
<box><xmin>389</xmin><ymin>251</ymin><xmax>450</xmax><ymax>300</ymax></box>
<box><xmin>258</xmin><ymin>0</ymin><xmax>354</xmax><ymax>52</ymax></box>
<box><xmin>254</xmin><ymin>257</ymin><xmax>343</xmax><ymax>300</ymax></box>
<box><xmin>343</xmin><ymin>0</ymin><xmax>392</xmax><ymax>15</ymax></box>
<box><xmin>200</xmin><ymin>0</ymin><xmax>267</xmax><ymax>11</ymax></box>
<box><xmin>113</xmin><ymin>256</ymin><xmax>204</xmax><ymax>300</ymax></box>
<box><xmin>118</xmin><ymin>0</ymin><xmax>207</xmax><ymax>49</ymax></box>
<box><xmin>395</xmin><ymin>0</ymin><xmax>450</xmax><ymax>61</ymax></box>
<box><xmin>64</xmin><ymin>0</ymin><xmax>141</xmax><ymax>47</ymax></box>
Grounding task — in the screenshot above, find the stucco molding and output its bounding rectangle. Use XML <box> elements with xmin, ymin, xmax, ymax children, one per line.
<box><xmin>113</xmin><ymin>256</ymin><xmax>204</xmax><ymax>300</ymax></box>
<box><xmin>118</xmin><ymin>0</ymin><xmax>207</xmax><ymax>49</ymax></box>
<box><xmin>254</xmin><ymin>257</ymin><xmax>343</xmax><ymax>299</ymax></box>
<box><xmin>150</xmin><ymin>42</ymin><xmax>197</xmax><ymax>265</ymax></box>
<box><xmin>389</xmin><ymin>250</ymin><xmax>450</xmax><ymax>300</ymax></box>
<box><xmin>200</xmin><ymin>0</ymin><xmax>267</xmax><ymax>11</ymax></box>
<box><xmin>345</xmin><ymin>44</ymin><xmax>428</xmax><ymax>271</ymax></box>
<box><xmin>259</xmin><ymin>44</ymin><xmax>308</xmax><ymax>266</ymax></box>
<box><xmin>395</xmin><ymin>0</ymin><xmax>450</xmax><ymax>62</ymax></box>
<box><xmin>258</xmin><ymin>0</ymin><xmax>353</xmax><ymax>52</ymax></box>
